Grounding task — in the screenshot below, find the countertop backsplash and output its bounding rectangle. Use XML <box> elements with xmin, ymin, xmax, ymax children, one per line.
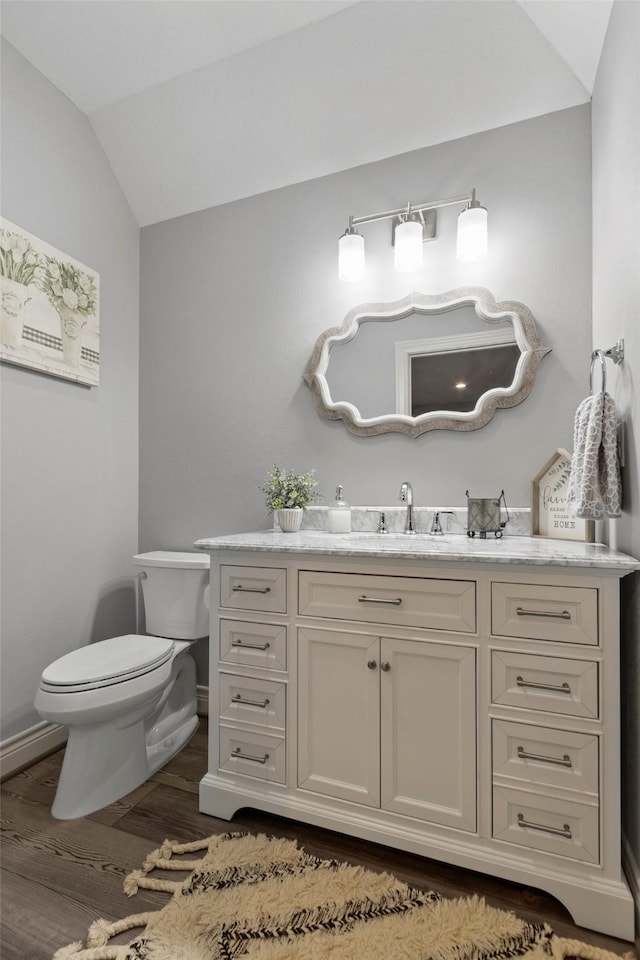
<box><xmin>286</xmin><ymin>505</ymin><xmax>532</xmax><ymax>537</ymax></box>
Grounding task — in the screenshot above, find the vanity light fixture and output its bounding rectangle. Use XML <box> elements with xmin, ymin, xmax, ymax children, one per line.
<box><xmin>456</xmin><ymin>189</ymin><xmax>488</xmax><ymax>262</ymax></box>
<box><xmin>394</xmin><ymin>208</ymin><xmax>423</xmax><ymax>273</ymax></box>
<box><xmin>337</xmin><ymin>221</ymin><xmax>365</xmax><ymax>282</ymax></box>
<box><xmin>338</xmin><ymin>188</ymin><xmax>488</xmax><ymax>281</ymax></box>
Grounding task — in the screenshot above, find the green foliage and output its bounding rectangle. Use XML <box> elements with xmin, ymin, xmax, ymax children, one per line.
<box><xmin>260</xmin><ymin>466</ymin><xmax>320</xmax><ymax>512</ymax></box>
<box><xmin>0</xmin><ymin>227</ymin><xmax>44</xmax><ymax>286</ymax></box>
<box><xmin>39</xmin><ymin>256</ymin><xmax>97</xmax><ymax>317</ymax></box>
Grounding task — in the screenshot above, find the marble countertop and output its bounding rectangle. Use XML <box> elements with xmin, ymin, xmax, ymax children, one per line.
<box><xmin>194</xmin><ymin>529</ymin><xmax>640</xmax><ymax>571</ymax></box>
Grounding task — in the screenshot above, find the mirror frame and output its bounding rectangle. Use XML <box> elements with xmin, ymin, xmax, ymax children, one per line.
<box><xmin>304</xmin><ymin>287</ymin><xmax>550</xmax><ymax>438</ymax></box>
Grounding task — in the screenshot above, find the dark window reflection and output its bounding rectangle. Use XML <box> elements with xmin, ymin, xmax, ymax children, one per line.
<box><xmin>411</xmin><ymin>344</ymin><xmax>521</xmax><ymax>415</ymax></box>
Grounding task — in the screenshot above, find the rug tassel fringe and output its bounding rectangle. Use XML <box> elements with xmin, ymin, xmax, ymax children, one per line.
<box><xmin>52</xmin><ymin>943</ymin><xmax>127</xmax><ymax>959</ymax></box>
<box><xmin>554</xmin><ymin>938</ymin><xmax>636</xmax><ymax>960</ymax></box>
<box><xmin>87</xmin><ymin>912</ymin><xmax>155</xmax><ymax>947</ymax></box>
<box><xmin>142</xmin><ymin>853</ymin><xmax>205</xmax><ymax>873</ymax></box>
<box><xmin>155</xmin><ymin>837</ymin><xmax>212</xmax><ymax>861</ymax></box>
<box><xmin>124</xmin><ymin>868</ymin><xmax>183</xmax><ymax>896</ymax></box>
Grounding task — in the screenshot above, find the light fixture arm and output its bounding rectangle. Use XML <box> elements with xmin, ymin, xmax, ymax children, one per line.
<box><xmin>348</xmin><ymin>191</ymin><xmax>474</xmax><ymax>228</ymax></box>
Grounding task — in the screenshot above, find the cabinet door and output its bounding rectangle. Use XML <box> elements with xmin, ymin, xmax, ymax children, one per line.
<box><xmin>298</xmin><ymin>627</ymin><xmax>380</xmax><ymax>806</ymax></box>
<box><xmin>380</xmin><ymin>637</ymin><xmax>477</xmax><ymax>832</ymax></box>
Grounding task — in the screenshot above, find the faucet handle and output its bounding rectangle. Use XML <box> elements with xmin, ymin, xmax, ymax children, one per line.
<box><xmin>430</xmin><ymin>510</ymin><xmax>455</xmax><ymax>535</ymax></box>
<box><xmin>377</xmin><ymin>511</ymin><xmax>389</xmax><ymax>534</ymax></box>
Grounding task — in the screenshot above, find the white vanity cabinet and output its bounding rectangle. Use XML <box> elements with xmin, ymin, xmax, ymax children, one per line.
<box><xmin>196</xmin><ymin>534</ymin><xmax>638</xmax><ymax>940</ymax></box>
<box><xmin>297</xmin><ymin>627</ymin><xmax>477</xmax><ymax>831</ymax></box>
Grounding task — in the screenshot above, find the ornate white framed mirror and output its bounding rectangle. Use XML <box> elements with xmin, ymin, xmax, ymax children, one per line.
<box><xmin>304</xmin><ymin>287</ymin><xmax>550</xmax><ymax>437</ymax></box>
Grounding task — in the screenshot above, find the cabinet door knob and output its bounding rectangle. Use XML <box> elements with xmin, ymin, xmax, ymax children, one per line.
<box><xmin>367</xmin><ymin>659</ymin><xmax>377</xmax><ymax>670</ymax></box>
<box><xmin>380</xmin><ymin>661</ymin><xmax>391</xmax><ymax>672</ymax></box>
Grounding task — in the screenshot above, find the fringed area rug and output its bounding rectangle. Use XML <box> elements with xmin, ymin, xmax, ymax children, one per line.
<box><xmin>53</xmin><ymin>832</ymin><xmax>631</xmax><ymax>960</ymax></box>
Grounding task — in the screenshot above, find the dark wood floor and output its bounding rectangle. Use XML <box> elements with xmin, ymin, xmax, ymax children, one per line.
<box><xmin>1</xmin><ymin>719</ymin><xmax>637</xmax><ymax>959</ymax></box>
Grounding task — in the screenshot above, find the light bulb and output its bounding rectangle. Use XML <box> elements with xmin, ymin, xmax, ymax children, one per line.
<box><xmin>457</xmin><ymin>203</ymin><xmax>488</xmax><ymax>261</ymax></box>
<box><xmin>338</xmin><ymin>229</ymin><xmax>365</xmax><ymax>282</ymax></box>
<box><xmin>394</xmin><ymin>217</ymin><xmax>423</xmax><ymax>273</ymax></box>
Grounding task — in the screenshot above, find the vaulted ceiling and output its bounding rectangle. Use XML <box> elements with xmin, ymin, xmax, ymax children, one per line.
<box><xmin>1</xmin><ymin>0</ymin><xmax>613</xmax><ymax>226</ymax></box>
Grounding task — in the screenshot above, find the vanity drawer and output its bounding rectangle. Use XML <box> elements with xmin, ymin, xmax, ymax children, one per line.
<box><xmin>219</xmin><ymin>673</ymin><xmax>286</xmax><ymax>734</ymax></box>
<box><xmin>492</xmin><ymin>719</ymin><xmax>599</xmax><ymax>795</ymax></box>
<box><xmin>298</xmin><ymin>571</ymin><xmax>476</xmax><ymax>633</ymax></box>
<box><xmin>493</xmin><ymin>784</ymin><xmax>599</xmax><ymax>864</ymax></box>
<box><xmin>491</xmin><ymin>651</ymin><xmax>598</xmax><ymax>719</ymax></box>
<box><xmin>491</xmin><ymin>582</ymin><xmax>598</xmax><ymax>645</ymax></box>
<box><xmin>220</xmin><ymin>565</ymin><xmax>287</xmax><ymax>614</ymax></box>
<box><xmin>219</xmin><ymin>726</ymin><xmax>286</xmax><ymax>783</ymax></box>
<box><xmin>220</xmin><ymin>619</ymin><xmax>287</xmax><ymax>672</ymax></box>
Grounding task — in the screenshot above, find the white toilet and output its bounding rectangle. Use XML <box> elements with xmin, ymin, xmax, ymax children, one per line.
<box><xmin>34</xmin><ymin>551</ymin><xmax>209</xmax><ymax>820</ymax></box>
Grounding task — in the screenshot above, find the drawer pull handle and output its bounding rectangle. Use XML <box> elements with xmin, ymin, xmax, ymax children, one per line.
<box><xmin>358</xmin><ymin>595</ymin><xmax>403</xmax><ymax>605</ymax></box>
<box><xmin>517</xmin><ymin>813</ymin><xmax>572</xmax><ymax>839</ymax></box>
<box><xmin>516</xmin><ymin>676</ymin><xmax>571</xmax><ymax>694</ymax></box>
<box><xmin>232</xmin><ymin>584</ymin><xmax>271</xmax><ymax>594</ymax></box>
<box><xmin>517</xmin><ymin>746</ymin><xmax>572</xmax><ymax>767</ymax></box>
<box><xmin>231</xmin><ymin>639</ymin><xmax>271</xmax><ymax>651</ymax></box>
<box><xmin>367</xmin><ymin>660</ymin><xmax>378</xmax><ymax>670</ymax></box>
<box><xmin>232</xmin><ymin>748</ymin><xmax>269</xmax><ymax>764</ymax></box>
<box><xmin>233</xmin><ymin>694</ymin><xmax>270</xmax><ymax>708</ymax></box>
<box><xmin>516</xmin><ymin>607</ymin><xmax>571</xmax><ymax>620</ymax></box>
<box><xmin>380</xmin><ymin>661</ymin><xmax>391</xmax><ymax>672</ymax></box>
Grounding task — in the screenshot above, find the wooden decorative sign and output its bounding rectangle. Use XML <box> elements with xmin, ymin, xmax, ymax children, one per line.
<box><xmin>531</xmin><ymin>448</ymin><xmax>594</xmax><ymax>542</ymax></box>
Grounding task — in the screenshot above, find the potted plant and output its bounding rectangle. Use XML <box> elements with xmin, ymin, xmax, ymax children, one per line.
<box><xmin>0</xmin><ymin>226</ymin><xmax>43</xmax><ymax>349</ymax></box>
<box><xmin>39</xmin><ymin>256</ymin><xmax>97</xmax><ymax>368</ymax></box>
<box><xmin>261</xmin><ymin>466</ymin><xmax>320</xmax><ymax>532</ymax></box>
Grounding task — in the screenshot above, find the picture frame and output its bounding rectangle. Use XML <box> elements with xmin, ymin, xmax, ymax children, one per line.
<box><xmin>0</xmin><ymin>218</ymin><xmax>100</xmax><ymax>386</ymax></box>
<box><xmin>531</xmin><ymin>448</ymin><xmax>595</xmax><ymax>542</ymax></box>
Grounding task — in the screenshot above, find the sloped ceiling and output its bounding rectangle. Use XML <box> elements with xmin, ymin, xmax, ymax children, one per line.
<box><xmin>0</xmin><ymin>0</ymin><xmax>613</xmax><ymax>227</ymax></box>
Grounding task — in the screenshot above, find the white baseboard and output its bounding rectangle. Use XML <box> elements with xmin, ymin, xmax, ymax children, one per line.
<box><xmin>622</xmin><ymin>834</ymin><xmax>640</xmax><ymax>945</ymax></box>
<box><xmin>0</xmin><ymin>686</ymin><xmax>209</xmax><ymax>782</ymax></box>
<box><xmin>0</xmin><ymin>721</ymin><xmax>67</xmax><ymax>782</ymax></box>
<box><xmin>197</xmin><ymin>684</ymin><xmax>209</xmax><ymax>716</ymax></box>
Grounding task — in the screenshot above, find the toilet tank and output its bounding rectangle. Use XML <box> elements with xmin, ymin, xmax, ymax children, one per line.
<box><xmin>133</xmin><ymin>551</ymin><xmax>210</xmax><ymax>640</ymax></box>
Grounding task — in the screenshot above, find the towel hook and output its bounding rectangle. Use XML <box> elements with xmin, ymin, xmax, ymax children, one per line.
<box><xmin>590</xmin><ymin>349</ymin><xmax>606</xmax><ymax>394</ymax></box>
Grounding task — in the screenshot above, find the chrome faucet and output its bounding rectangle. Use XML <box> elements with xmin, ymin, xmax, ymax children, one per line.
<box><xmin>430</xmin><ymin>509</ymin><xmax>454</xmax><ymax>535</ymax></box>
<box><xmin>399</xmin><ymin>481</ymin><xmax>416</xmax><ymax>534</ymax></box>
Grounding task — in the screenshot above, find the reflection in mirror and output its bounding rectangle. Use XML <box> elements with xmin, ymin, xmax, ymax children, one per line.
<box><xmin>304</xmin><ymin>288</ymin><xmax>550</xmax><ymax>437</ymax></box>
<box><xmin>396</xmin><ymin>329</ymin><xmax>521</xmax><ymax>416</ymax></box>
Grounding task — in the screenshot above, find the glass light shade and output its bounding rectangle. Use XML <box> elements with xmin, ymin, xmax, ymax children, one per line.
<box><xmin>394</xmin><ymin>218</ymin><xmax>423</xmax><ymax>273</ymax></box>
<box><xmin>457</xmin><ymin>205</ymin><xmax>488</xmax><ymax>261</ymax></box>
<box><xmin>338</xmin><ymin>231</ymin><xmax>365</xmax><ymax>282</ymax></box>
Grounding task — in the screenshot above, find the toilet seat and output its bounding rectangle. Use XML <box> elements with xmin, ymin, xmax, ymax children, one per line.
<box><xmin>40</xmin><ymin>635</ymin><xmax>175</xmax><ymax>693</ymax></box>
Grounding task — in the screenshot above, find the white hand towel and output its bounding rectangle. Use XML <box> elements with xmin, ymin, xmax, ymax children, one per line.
<box><xmin>566</xmin><ymin>391</ymin><xmax>621</xmax><ymax>519</ymax></box>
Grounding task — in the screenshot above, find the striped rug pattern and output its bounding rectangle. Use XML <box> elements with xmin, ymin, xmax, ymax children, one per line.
<box><xmin>52</xmin><ymin>832</ymin><xmax>629</xmax><ymax>960</ymax></box>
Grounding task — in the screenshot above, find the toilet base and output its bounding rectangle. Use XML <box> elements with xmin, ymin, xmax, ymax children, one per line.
<box><xmin>49</xmin><ymin>650</ymin><xmax>199</xmax><ymax>820</ymax></box>
<box><xmin>52</xmin><ymin>712</ymin><xmax>199</xmax><ymax>820</ymax></box>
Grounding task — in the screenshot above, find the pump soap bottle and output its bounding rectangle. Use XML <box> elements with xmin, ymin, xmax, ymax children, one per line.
<box><xmin>328</xmin><ymin>485</ymin><xmax>351</xmax><ymax>533</ymax></box>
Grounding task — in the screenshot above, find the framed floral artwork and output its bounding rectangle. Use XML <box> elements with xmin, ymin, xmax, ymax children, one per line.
<box><xmin>531</xmin><ymin>448</ymin><xmax>595</xmax><ymax>542</ymax></box>
<box><xmin>0</xmin><ymin>218</ymin><xmax>100</xmax><ymax>386</ymax></box>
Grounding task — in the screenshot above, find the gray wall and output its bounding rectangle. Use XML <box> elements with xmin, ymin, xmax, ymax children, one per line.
<box><xmin>0</xmin><ymin>40</ymin><xmax>140</xmax><ymax>739</ymax></box>
<box><xmin>139</xmin><ymin>104</ymin><xmax>592</xmax><ymax>682</ymax></box>
<box><xmin>592</xmin><ymin>0</ymin><xmax>640</xmax><ymax>893</ymax></box>
<box><xmin>140</xmin><ymin>105</ymin><xmax>591</xmax><ymax>540</ymax></box>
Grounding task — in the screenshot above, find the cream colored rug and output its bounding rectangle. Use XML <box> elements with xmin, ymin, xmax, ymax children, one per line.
<box><xmin>53</xmin><ymin>832</ymin><xmax>631</xmax><ymax>960</ymax></box>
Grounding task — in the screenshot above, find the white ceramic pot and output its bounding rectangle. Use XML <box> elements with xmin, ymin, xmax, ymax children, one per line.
<box><xmin>276</xmin><ymin>508</ymin><xmax>304</xmax><ymax>533</ymax></box>
<box><xmin>58</xmin><ymin>305</ymin><xmax>85</xmax><ymax>368</ymax></box>
<box><xmin>1</xmin><ymin>276</ymin><xmax>31</xmax><ymax>349</ymax></box>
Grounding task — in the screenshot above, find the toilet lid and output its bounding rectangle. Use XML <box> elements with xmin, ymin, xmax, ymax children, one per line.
<box><xmin>41</xmin><ymin>635</ymin><xmax>175</xmax><ymax>690</ymax></box>
<box><xmin>133</xmin><ymin>551</ymin><xmax>209</xmax><ymax>569</ymax></box>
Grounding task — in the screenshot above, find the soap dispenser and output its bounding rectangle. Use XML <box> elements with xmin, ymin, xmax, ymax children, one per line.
<box><xmin>328</xmin><ymin>485</ymin><xmax>351</xmax><ymax>533</ymax></box>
